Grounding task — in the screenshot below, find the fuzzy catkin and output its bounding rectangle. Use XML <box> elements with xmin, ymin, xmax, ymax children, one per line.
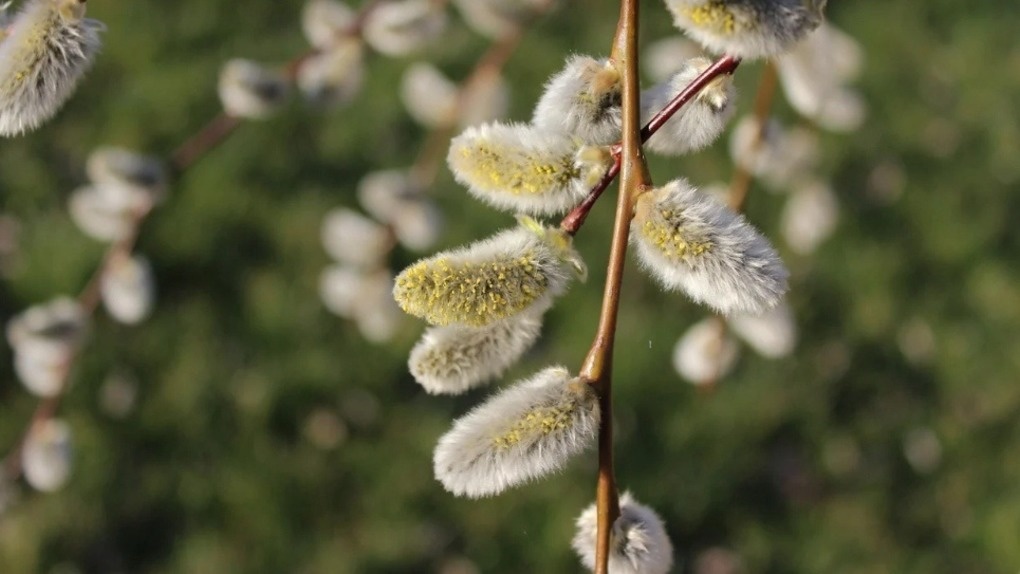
<box><xmin>0</xmin><ymin>0</ymin><xmax>103</xmax><ymax>136</ymax></box>
<box><xmin>532</xmin><ymin>55</ymin><xmax>622</xmax><ymax>145</ymax></box>
<box><xmin>572</xmin><ymin>492</ymin><xmax>674</xmax><ymax>574</ymax></box>
<box><xmin>448</xmin><ymin>122</ymin><xmax>612</xmax><ymax>215</ymax></box>
<box><xmin>664</xmin><ymin>0</ymin><xmax>826</xmax><ymax>59</ymax></box>
<box><xmin>409</xmin><ymin>313</ymin><xmax>543</xmax><ymax>395</ymax></box>
<box><xmin>641</xmin><ymin>57</ymin><xmax>735</xmax><ymax>156</ymax></box>
<box><xmin>393</xmin><ymin>219</ymin><xmax>584</xmax><ymax>327</ymax></box>
<box><xmin>433</xmin><ymin>366</ymin><xmax>599</xmax><ymax>498</ymax></box>
<box><xmin>631</xmin><ymin>178</ymin><xmax>788</xmax><ymax>315</ymax></box>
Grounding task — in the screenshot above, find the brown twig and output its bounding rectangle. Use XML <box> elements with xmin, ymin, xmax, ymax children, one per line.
<box><xmin>581</xmin><ymin>1</ymin><xmax>650</xmax><ymax>571</ymax></box>
<box><xmin>561</xmin><ymin>54</ymin><xmax>742</xmax><ymax>236</ymax></box>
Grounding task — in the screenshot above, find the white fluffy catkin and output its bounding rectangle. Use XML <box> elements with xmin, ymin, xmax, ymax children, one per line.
<box><xmin>641</xmin><ymin>57</ymin><xmax>735</xmax><ymax>156</ymax></box>
<box><xmin>0</xmin><ymin>0</ymin><xmax>103</xmax><ymax>136</ymax></box>
<box><xmin>409</xmin><ymin>312</ymin><xmax>543</xmax><ymax>395</ymax></box>
<box><xmin>532</xmin><ymin>55</ymin><xmax>622</xmax><ymax>145</ymax></box>
<box><xmin>631</xmin><ymin>178</ymin><xmax>788</xmax><ymax>315</ymax></box>
<box><xmin>572</xmin><ymin>492</ymin><xmax>674</xmax><ymax>574</ymax></box>
<box><xmin>448</xmin><ymin>121</ymin><xmax>613</xmax><ymax>215</ymax></box>
<box><xmin>393</xmin><ymin>217</ymin><xmax>585</xmax><ymax>327</ymax></box>
<box><xmin>433</xmin><ymin>366</ymin><xmax>599</xmax><ymax>498</ymax></box>
<box><xmin>664</xmin><ymin>0</ymin><xmax>826</xmax><ymax>59</ymax></box>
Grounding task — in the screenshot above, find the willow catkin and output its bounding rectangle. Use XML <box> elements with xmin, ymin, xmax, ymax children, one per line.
<box><xmin>532</xmin><ymin>54</ymin><xmax>622</xmax><ymax>146</ymax></box>
<box><xmin>393</xmin><ymin>217</ymin><xmax>585</xmax><ymax>327</ymax></box>
<box><xmin>0</xmin><ymin>0</ymin><xmax>104</xmax><ymax>136</ymax></box>
<box><xmin>408</xmin><ymin>312</ymin><xmax>543</xmax><ymax>395</ymax></box>
<box><xmin>631</xmin><ymin>178</ymin><xmax>788</xmax><ymax>314</ymax></box>
<box><xmin>572</xmin><ymin>492</ymin><xmax>674</xmax><ymax>574</ymax></box>
<box><xmin>641</xmin><ymin>56</ymin><xmax>736</xmax><ymax>156</ymax></box>
<box><xmin>448</xmin><ymin>121</ymin><xmax>613</xmax><ymax>215</ymax></box>
<box><xmin>433</xmin><ymin>366</ymin><xmax>599</xmax><ymax>498</ymax></box>
<box><xmin>663</xmin><ymin>0</ymin><xmax>826</xmax><ymax>59</ymax></box>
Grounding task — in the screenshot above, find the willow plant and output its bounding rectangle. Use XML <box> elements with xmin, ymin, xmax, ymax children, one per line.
<box><xmin>393</xmin><ymin>0</ymin><xmax>826</xmax><ymax>572</ymax></box>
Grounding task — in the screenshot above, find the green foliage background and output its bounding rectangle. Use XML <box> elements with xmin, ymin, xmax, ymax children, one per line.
<box><xmin>1</xmin><ymin>0</ymin><xmax>1019</xmax><ymax>572</ymax></box>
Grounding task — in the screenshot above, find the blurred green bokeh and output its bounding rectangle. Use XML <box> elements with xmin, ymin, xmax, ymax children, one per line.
<box><xmin>1</xmin><ymin>1</ymin><xmax>1019</xmax><ymax>573</ymax></box>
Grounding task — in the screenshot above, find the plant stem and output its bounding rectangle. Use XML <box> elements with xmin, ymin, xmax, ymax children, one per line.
<box><xmin>561</xmin><ymin>54</ymin><xmax>742</xmax><ymax>236</ymax></box>
<box><xmin>727</xmin><ymin>61</ymin><xmax>777</xmax><ymax>211</ymax></box>
<box><xmin>580</xmin><ymin>0</ymin><xmax>649</xmax><ymax>571</ymax></box>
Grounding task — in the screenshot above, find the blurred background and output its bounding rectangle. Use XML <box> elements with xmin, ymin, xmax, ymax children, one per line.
<box><xmin>1</xmin><ymin>0</ymin><xmax>1019</xmax><ymax>572</ymax></box>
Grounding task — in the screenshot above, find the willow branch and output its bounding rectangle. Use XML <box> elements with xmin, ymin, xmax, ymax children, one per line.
<box><xmin>1</xmin><ymin>0</ymin><xmax>389</xmax><ymax>484</ymax></box>
<box><xmin>581</xmin><ymin>0</ymin><xmax>649</xmax><ymax>571</ymax></box>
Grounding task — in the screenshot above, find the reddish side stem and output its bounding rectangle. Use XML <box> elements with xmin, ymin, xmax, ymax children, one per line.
<box><xmin>561</xmin><ymin>54</ymin><xmax>742</xmax><ymax>236</ymax></box>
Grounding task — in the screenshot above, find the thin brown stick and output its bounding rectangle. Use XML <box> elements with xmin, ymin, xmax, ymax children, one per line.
<box><xmin>582</xmin><ymin>0</ymin><xmax>649</xmax><ymax>571</ymax></box>
<box><xmin>561</xmin><ymin>54</ymin><xmax>742</xmax><ymax>236</ymax></box>
<box><xmin>727</xmin><ymin>61</ymin><xmax>778</xmax><ymax>211</ymax></box>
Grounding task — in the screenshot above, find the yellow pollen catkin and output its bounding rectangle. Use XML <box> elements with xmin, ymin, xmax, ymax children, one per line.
<box><xmin>683</xmin><ymin>3</ymin><xmax>738</xmax><ymax>35</ymax></box>
<box><xmin>637</xmin><ymin>204</ymin><xmax>713</xmax><ymax>262</ymax></box>
<box><xmin>491</xmin><ymin>404</ymin><xmax>575</xmax><ymax>449</ymax></box>
<box><xmin>395</xmin><ymin>250</ymin><xmax>548</xmax><ymax>327</ymax></box>
<box><xmin>457</xmin><ymin>142</ymin><xmax>580</xmax><ymax>196</ymax></box>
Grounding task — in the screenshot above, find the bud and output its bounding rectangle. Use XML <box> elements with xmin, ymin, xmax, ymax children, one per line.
<box><xmin>354</xmin><ymin>268</ymin><xmax>404</xmax><ymax>343</ymax></box>
<box><xmin>433</xmin><ymin>366</ymin><xmax>599</xmax><ymax>497</ymax></box>
<box><xmin>362</xmin><ymin>0</ymin><xmax>446</xmax><ymax>57</ymax></box>
<box><xmin>632</xmin><ymin>179</ymin><xmax>788</xmax><ymax>315</ymax></box>
<box><xmin>572</xmin><ymin>492</ymin><xmax>674</xmax><ymax>574</ymax></box>
<box><xmin>297</xmin><ymin>39</ymin><xmax>364</xmax><ymax>107</ymax></box>
<box><xmin>100</xmin><ymin>253</ymin><xmax>155</xmax><ymax>325</ymax></box>
<box><xmin>673</xmin><ymin>317</ymin><xmax>739</xmax><ymax>384</ymax></box>
<box><xmin>302</xmin><ymin>0</ymin><xmax>356</xmax><ymax>49</ymax></box>
<box><xmin>448</xmin><ymin>122</ymin><xmax>613</xmax><ymax>215</ymax></box>
<box><xmin>452</xmin><ymin>0</ymin><xmax>552</xmax><ymax>39</ymax></box>
<box><xmin>217</xmin><ymin>59</ymin><xmax>290</xmax><ymax>120</ymax></box>
<box><xmin>728</xmin><ymin>115</ymin><xmax>819</xmax><ymax>190</ymax></box>
<box><xmin>0</xmin><ymin>0</ymin><xmax>104</xmax><ymax>136</ymax></box>
<box><xmin>727</xmin><ymin>300</ymin><xmax>796</xmax><ymax>358</ymax></box>
<box><xmin>401</xmin><ymin>62</ymin><xmax>458</xmax><ymax>128</ymax></box>
<box><xmin>320</xmin><ymin>207</ymin><xmax>393</xmax><ymax>268</ymax></box>
<box><xmin>393</xmin><ymin>217</ymin><xmax>585</xmax><ymax>327</ymax></box>
<box><xmin>781</xmin><ymin>179</ymin><xmax>838</xmax><ymax>254</ymax></box>
<box><xmin>390</xmin><ymin>198</ymin><xmax>443</xmax><ymax>252</ymax></box>
<box><xmin>22</xmin><ymin>418</ymin><xmax>73</xmax><ymax>492</ymax></box>
<box><xmin>642</xmin><ymin>36</ymin><xmax>704</xmax><ymax>82</ymax></box>
<box><xmin>532</xmin><ymin>55</ymin><xmax>622</xmax><ymax>145</ymax></box>
<box><xmin>641</xmin><ymin>57</ymin><xmax>735</xmax><ymax>156</ymax></box>
<box><xmin>68</xmin><ymin>184</ymin><xmax>135</xmax><ymax>242</ymax></box>
<box><xmin>319</xmin><ymin>264</ymin><xmax>364</xmax><ymax>319</ymax></box>
<box><xmin>86</xmin><ymin>146</ymin><xmax>166</xmax><ymax>210</ymax></box>
<box><xmin>7</xmin><ymin>295</ymin><xmax>86</xmax><ymax>358</ymax></box>
<box><xmin>777</xmin><ymin>22</ymin><xmax>865</xmax><ymax>132</ymax></box>
<box><xmin>664</xmin><ymin>0</ymin><xmax>826</xmax><ymax>60</ymax></box>
<box><xmin>357</xmin><ymin>169</ymin><xmax>419</xmax><ymax>223</ymax></box>
<box><xmin>409</xmin><ymin>312</ymin><xmax>543</xmax><ymax>395</ymax></box>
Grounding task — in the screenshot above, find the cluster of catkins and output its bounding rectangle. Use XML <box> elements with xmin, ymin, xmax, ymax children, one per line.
<box><xmin>392</xmin><ymin>0</ymin><xmax>828</xmax><ymax>571</ymax></box>
<box><xmin>650</xmin><ymin>18</ymin><xmax>863</xmax><ymax>386</ymax></box>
